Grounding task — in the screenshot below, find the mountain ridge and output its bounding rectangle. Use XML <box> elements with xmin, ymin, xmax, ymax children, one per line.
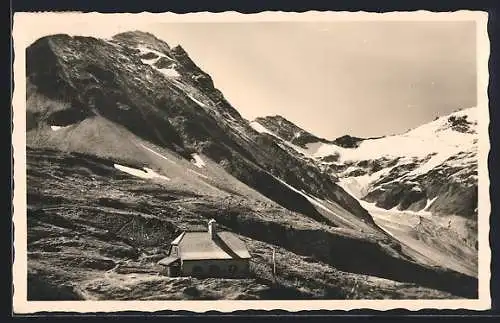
<box><xmin>27</xmin><ymin>31</ymin><xmax>383</xmax><ymax>230</ymax></box>
<box><xmin>252</xmin><ymin>105</ymin><xmax>475</xmax><ymax>147</ymax></box>
<box><xmin>250</xmin><ymin>107</ymin><xmax>477</xmax><ymax>217</ymax></box>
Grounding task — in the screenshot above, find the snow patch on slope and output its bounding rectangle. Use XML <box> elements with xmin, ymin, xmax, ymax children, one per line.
<box><xmin>249</xmin><ymin>121</ymin><xmax>275</xmax><ymax>136</ymax></box>
<box><xmin>424</xmin><ymin>196</ymin><xmax>439</xmax><ymax>211</ymax></box>
<box><xmin>338</xmin><ymin>177</ymin><xmax>371</xmax><ymax>199</ymax></box>
<box><xmin>187</xmin><ymin>94</ymin><xmax>207</xmax><ymax>108</ymax></box>
<box><xmin>157</xmin><ymin>68</ymin><xmax>181</xmax><ymax>78</ymax></box>
<box><xmin>114</xmin><ymin>163</ymin><xmax>170</xmax><ymax>181</ymax></box>
<box><xmin>272</xmin><ymin>176</ymin><xmax>343</xmax><ymax>218</ymax></box>
<box><xmin>136</xmin><ymin>45</ymin><xmax>171</xmax><ymax>61</ymax></box>
<box><xmin>188</xmin><ymin>169</ymin><xmax>210</xmax><ymax>179</ymax></box>
<box><xmin>139</xmin><ymin>144</ymin><xmax>177</xmax><ymax>165</ymax></box>
<box><xmin>50</xmin><ymin>125</ymin><xmax>71</xmax><ymax>131</ymax></box>
<box><xmin>136</xmin><ymin>46</ymin><xmax>181</xmax><ymax>79</ymax></box>
<box><xmin>191</xmin><ymin>154</ymin><xmax>206</xmax><ymax>168</ymax></box>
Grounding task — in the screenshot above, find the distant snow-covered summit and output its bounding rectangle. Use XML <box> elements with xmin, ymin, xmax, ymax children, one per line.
<box><xmin>251</xmin><ymin>107</ymin><xmax>478</xmax><ymax>218</ymax></box>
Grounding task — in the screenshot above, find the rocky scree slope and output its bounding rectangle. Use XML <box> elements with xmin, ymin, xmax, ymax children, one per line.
<box><xmin>27</xmin><ymin>147</ymin><xmax>476</xmax><ymax>300</ymax></box>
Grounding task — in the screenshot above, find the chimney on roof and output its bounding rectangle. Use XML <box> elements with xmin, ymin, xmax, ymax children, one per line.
<box><xmin>208</xmin><ymin>219</ymin><xmax>217</xmax><ymax>240</ymax></box>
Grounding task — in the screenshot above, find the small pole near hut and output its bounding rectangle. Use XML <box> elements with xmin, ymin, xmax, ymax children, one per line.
<box><xmin>272</xmin><ymin>247</ymin><xmax>277</xmax><ymax>283</ymax></box>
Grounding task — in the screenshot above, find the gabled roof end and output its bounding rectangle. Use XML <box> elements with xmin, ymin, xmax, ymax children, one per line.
<box><xmin>170</xmin><ymin>231</ymin><xmax>185</xmax><ymax>245</ymax></box>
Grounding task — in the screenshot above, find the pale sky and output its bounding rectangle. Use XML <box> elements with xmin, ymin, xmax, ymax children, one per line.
<box><xmin>22</xmin><ymin>19</ymin><xmax>477</xmax><ymax>139</ymax></box>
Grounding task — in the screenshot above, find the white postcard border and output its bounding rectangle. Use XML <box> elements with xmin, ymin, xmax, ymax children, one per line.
<box><xmin>12</xmin><ymin>10</ymin><xmax>491</xmax><ymax>313</ymax></box>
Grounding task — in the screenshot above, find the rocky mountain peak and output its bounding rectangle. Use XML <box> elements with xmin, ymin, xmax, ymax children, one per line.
<box><xmin>113</xmin><ymin>30</ymin><xmax>157</xmax><ymax>38</ymax></box>
<box><xmin>398</xmin><ymin>107</ymin><xmax>477</xmax><ymax>137</ymax></box>
<box><xmin>444</xmin><ymin>109</ymin><xmax>477</xmax><ymax>134</ymax></box>
<box><xmin>113</xmin><ymin>30</ymin><xmax>169</xmax><ymax>45</ymax></box>
<box><xmin>331</xmin><ymin>135</ymin><xmax>366</xmax><ymax>149</ymax></box>
<box><xmin>252</xmin><ymin>115</ymin><xmax>329</xmax><ymax>148</ymax></box>
<box><xmin>112</xmin><ymin>30</ymin><xmax>171</xmax><ymax>55</ymax></box>
<box><xmin>171</xmin><ymin>44</ymin><xmax>188</xmax><ymax>55</ymax></box>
